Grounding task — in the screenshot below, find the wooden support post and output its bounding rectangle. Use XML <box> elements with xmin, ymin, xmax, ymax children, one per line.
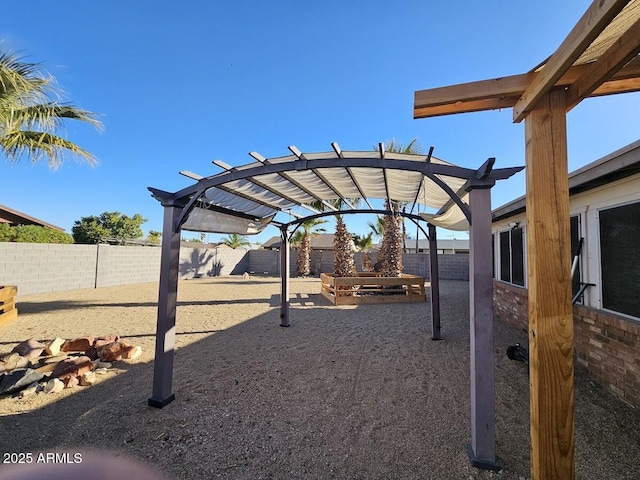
<box><xmin>149</xmin><ymin>202</ymin><xmax>182</xmax><ymax>408</ymax></box>
<box><xmin>428</xmin><ymin>224</ymin><xmax>442</xmax><ymax>340</ymax></box>
<box><xmin>280</xmin><ymin>226</ymin><xmax>290</xmax><ymax>327</ymax></box>
<box><xmin>467</xmin><ymin>186</ymin><xmax>499</xmax><ymax>470</ymax></box>
<box><xmin>525</xmin><ymin>89</ymin><xmax>575</xmax><ymax>479</ymax></box>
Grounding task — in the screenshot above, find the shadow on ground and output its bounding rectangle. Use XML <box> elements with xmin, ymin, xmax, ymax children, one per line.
<box><xmin>1</xmin><ymin>281</ymin><xmax>638</xmax><ymax>480</ymax></box>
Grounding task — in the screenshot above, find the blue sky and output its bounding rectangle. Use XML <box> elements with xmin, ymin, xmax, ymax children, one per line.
<box><xmin>1</xmin><ymin>1</ymin><xmax>638</xmax><ymax>244</ymax></box>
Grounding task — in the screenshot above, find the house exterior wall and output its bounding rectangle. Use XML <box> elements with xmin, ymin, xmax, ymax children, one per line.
<box><xmin>492</xmin><ymin>171</ymin><xmax>640</xmax><ymax>408</ymax></box>
<box><xmin>493</xmin><ymin>281</ymin><xmax>640</xmax><ymax>408</ymax></box>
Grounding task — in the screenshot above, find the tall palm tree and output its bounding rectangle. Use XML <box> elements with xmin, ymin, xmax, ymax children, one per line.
<box><xmin>295</xmin><ymin>218</ymin><xmax>327</xmax><ymax>277</ymax></box>
<box><xmin>0</xmin><ymin>51</ymin><xmax>102</xmax><ymax>169</ymax></box>
<box><xmin>222</xmin><ymin>233</ymin><xmax>251</xmax><ymax>249</ymax></box>
<box><xmin>353</xmin><ymin>232</ymin><xmax>374</xmax><ymax>272</ymax></box>
<box><xmin>376</xmin><ymin>138</ymin><xmax>423</xmax><ymax>265</ymax></box>
<box><xmin>308</xmin><ymin>198</ymin><xmax>360</xmax><ymax>276</ymax></box>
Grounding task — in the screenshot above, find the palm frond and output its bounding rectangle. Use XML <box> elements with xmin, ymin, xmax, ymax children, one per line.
<box><xmin>0</xmin><ymin>50</ymin><xmax>102</xmax><ymax>168</ymax></box>
<box><xmin>0</xmin><ymin>130</ymin><xmax>98</xmax><ymax>169</ymax></box>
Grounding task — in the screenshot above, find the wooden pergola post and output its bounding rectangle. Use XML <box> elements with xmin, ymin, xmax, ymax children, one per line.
<box><xmin>525</xmin><ymin>90</ymin><xmax>574</xmax><ymax>479</ymax></box>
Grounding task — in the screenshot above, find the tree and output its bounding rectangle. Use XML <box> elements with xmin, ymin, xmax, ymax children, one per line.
<box><xmin>377</xmin><ymin>200</ymin><xmax>403</xmax><ymax>277</ymax></box>
<box><xmin>147</xmin><ymin>230</ymin><xmax>162</xmax><ymax>244</ymax></box>
<box><xmin>367</xmin><ymin>215</ymin><xmax>385</xmax><ymax>240</ymax></box>
<box><xmin>296</xmin><ymin>219</ymin><xmax>327</xmax><ymax>277</ymax></box>
<box><xmin>375</xmin><ymin>138</ymin><xmax>423</xmax><ymax>262</ymax></box>
<box><xmin>223</xmin><ymin>233</ymin><xmax>250</xmax><ymax>249</ymax></box>
<box><xmin>72</xmin><ymin>211</ymin><xmax>147</xmax><ymax>244</ymax></box>
<box><xmin>0</xmin><ymin>223</ymin><xmax>72</xmax><ymax>244</ymax></box>
<box><xmin>353</xmin><ymin>232</ymin><xmax>374</xmax><ymax>272</ymax></box>
<box><xmin>333</xmin><ymin>217</ymin><xmax>356</xmax><ymax>277</ymax></box>
<box><xmin>0</xmin><ymin>51</ymin><xmax>102</xmax><ymax>169</ymax></box>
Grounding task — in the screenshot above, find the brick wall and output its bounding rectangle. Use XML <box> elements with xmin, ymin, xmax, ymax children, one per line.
<box><xmin>494</xmin><ymin>280</ymin><xmax>640</xmax><ymax>408</ymax></box>
<box><xmin>574</xmin><ymin>304</ymin><xmax>640</xmax><ymax>408</ymax></box>
<box><xmin>493</xmin><ymin>280</ymin><xmax>528</xmax><ymax>332</ymax></box>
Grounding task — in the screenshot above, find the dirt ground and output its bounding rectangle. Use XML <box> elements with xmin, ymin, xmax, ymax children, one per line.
<box><xmin>0</xmin><ymin>277</ymin><xmax>639</xmax><ymax>479</ymax></box>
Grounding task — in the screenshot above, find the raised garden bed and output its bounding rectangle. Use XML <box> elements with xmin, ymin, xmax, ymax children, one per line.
<box><xmin>0</xmin><ymin>286</ymin><xmax>18</xmax><ymax>325</ymax></box>
<box><xmin>320</xmin><ymin>272</ymin><xmax>426</xmax><ymax>305</ymax></box>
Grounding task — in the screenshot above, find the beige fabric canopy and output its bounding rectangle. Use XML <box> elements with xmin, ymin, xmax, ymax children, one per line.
<box><xmin>150</xmin><ymin>143</ymin><xmax>519</xmax><ymax>234</ymax></box>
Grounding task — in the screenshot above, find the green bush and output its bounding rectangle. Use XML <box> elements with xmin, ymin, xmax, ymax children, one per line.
<box><xmin>0</xmin><ymin>224</ymin><xmax>73</xmax><ymax>244</ymax></box>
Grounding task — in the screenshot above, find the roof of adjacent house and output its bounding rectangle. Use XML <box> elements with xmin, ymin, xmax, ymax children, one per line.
<box><xmin>492</xmin><ymin>139</ymin><xmax>640</xmax><ymax>222</ymax></box>
<box><xmin>0</xmin><ymin>203</ymin><xmax>65</xmax><ymax>231</ymax></box>
<box><xmin>262</xmin><ymin>233</ymin><xmax>336</xmax><ymax>250</ymax></box>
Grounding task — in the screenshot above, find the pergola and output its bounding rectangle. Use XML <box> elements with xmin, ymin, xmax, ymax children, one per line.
<box><xmin>413</xmin><ymin>1</ymin><xmax>640</xmax><ymax>478</ymax></box>
<box><xmin>147</xmin><ymin>144</ymin><xmax>522</xmax><ymax>469</ymax></box>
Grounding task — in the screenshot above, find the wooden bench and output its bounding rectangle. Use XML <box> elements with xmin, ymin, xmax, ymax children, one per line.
<box><xmin>320</xmin><ymin>273</ymin><xmax>426</xmax><ymax>305</ymax></box>
<box><xmin>0</xmin><ymin>285</ymin><xmax>18</xmax><ymax>325</ymax></box>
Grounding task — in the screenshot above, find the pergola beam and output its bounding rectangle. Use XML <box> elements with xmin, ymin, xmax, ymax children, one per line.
<box><xmin>414</xmin><ymin>56</ymin><xmax>640</xmax><ymax>119</ymax></box>
<box><xmin>512</xmin><ymin>0</ymin><xmax>631</xmax><ymax>122</ymax></box>
<box><xmin>566</xmin><ymin>17</ymin><xmax>640</xmax><ymax>110</ymax></box>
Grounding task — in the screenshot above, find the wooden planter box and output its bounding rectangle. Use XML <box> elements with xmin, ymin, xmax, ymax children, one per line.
<box><xmin>0</xmin><ymin>286</ymin><xmax>18</xmax><ymax>325</ymax></box>
<box><xmin>320</xmin><ymin>273</ymin><xmax>426</xmax><ymax>305</ymax></box>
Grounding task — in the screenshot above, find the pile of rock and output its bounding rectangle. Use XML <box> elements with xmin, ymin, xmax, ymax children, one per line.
<box><xmin>0</xmin><ymin>335</ymin><xmax>142</xmax><ymax>397</ymax></box>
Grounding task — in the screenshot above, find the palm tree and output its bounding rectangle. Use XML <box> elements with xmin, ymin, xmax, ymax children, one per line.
<box><xmin>0</xmin><ymin>51</ymin><xmax>102</xmax><ymax>169</ymax></box>
<box><xmin>308</xmin><ymin>198</ymin><xmax>360</xmax><ymax>276</ymax></box>
<box><xmin>333</xmin><ymin>216</ymin><xmax>356</xmax><ymax>278</ymax></box>
<box><xmin>295</xmin><ymin>218</ymin><xmax>327</xmax><ymax>277</ymax></box>
<box><xmin>353</xmin><ymin>233</ymin><xmax>374</xmax><ymax>272</ymax></box>
<box><xmin>367</xmin><ymin>215</ymin><xmax>385</xmax><ymax>240</ymax></box>
<box><xmin>223</xmin><ymin>233</ymin><xmax>251</xmax><ymax>249</ymax></box>
<box><xmin>375</xmin><ymin>138</ymin><xmax>423</xmax><ymax>267</ymax></box>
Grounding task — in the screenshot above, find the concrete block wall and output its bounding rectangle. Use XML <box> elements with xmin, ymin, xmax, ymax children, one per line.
<box><xmin>0</xmin><ymin>243</ymin><xmax>97</xmax><ymax>295</ymax></box>
<box><xmin>180</xmin><ymin>247</ymin><xmax>249</xmax><ymax>279</ymax></box>
<box><xmin>95</xmin><ymin>244</ymin><xmax>161</xmax><ymax>287</ymax></box>
<box><xmin>247</xmin><ymin>250</ymin><xmax>469</xmax><ymax>280</ymax></box>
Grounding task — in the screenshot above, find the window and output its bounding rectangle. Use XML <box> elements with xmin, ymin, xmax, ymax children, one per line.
<box><xmin>599</xmin><ymin>202</ymin><xmax>640</xmax><ymax>318</ymax></box>
<box><xmin>499</xmin><ymin>226</ymin><xmax>525</xmax><ymax>286</ymax></box>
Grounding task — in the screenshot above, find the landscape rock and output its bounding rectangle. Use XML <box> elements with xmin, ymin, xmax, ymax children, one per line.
<box><xmin>84</xmin><ymin>346</ymin><xmax>99</xmax><ymax>360</ymax></box>
<box><xmin>51</xmin><ymin>356</ymin><xmax>93</xmax><ymax>380</ymax></box>
<box><xmin>93</xmin><ymin>334</ymin><xmax>120</xmax><ymax>348</ymax></box>
<box><xmin>61</xmin><ymin>336</ymin><xmax>95</xmax><ymax>352</ymax></box>
<box><xmin>122</xmin><ymin>345</ymin><xmax>142</xmax><ymax>360</ymax></box>
<box><xmin>18</xmin><ymin>382</ymin><xmax>41</xmax><ymax>398</ymax></box>
<box><xmin>79</xmin><ymin>371</ymin><xmax>96</xmax><ymax>386</ymax></box>
<box><xmin>63</xmin><ymin>375</ymin><xmax>79</xmax><ymax>389</ymax></box>
<box><xmin>44</xmin><ymin>337</ymin><xmax>66</xmax><ymax>356</ymax></box>
<box><xmin>44</xmin><ymin>378</ymin><xmax>64</xmax><ymax>394</ymax></box>
<box><xmin>97</xmin><ymin>341</ymin><xmax>132</xmax><ymax>362</ymax></box>
<box><xmin>0</xmin><ymin>368</ymin><xmax>45</xmax><ymax>395</ymax></box>
<box><xmin>11</xmin><ymin>339</ymin><xmax>46</xmax><ymax>361</ymax></box>
<box><xmin>0</xmin><ymin>352</ymin><xmax>29</xmax><ymax>373</ymax></box>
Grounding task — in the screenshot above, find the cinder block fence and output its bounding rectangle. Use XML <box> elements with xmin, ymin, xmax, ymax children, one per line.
<box><xmin>0</xmin><ymin>243</ymin><xmax>469</xmax><ymax>296</ymax></box>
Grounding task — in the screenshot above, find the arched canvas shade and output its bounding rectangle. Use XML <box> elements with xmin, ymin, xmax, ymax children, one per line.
<box><xmin>147</xmin><ymin>143</ymin><xmax>523</xmax><ymax>469</ymax></box>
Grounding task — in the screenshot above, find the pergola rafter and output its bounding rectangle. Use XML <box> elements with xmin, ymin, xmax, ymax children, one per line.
<box><xmin>413</xmin><ymin>0</ymin><xmax>640</xmax><ymax>477</ymax></box>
